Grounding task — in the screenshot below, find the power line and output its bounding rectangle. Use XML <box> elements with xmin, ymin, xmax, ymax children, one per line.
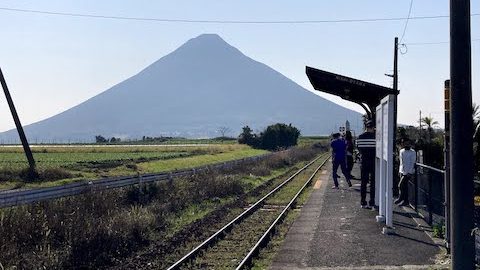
<box><xmin>399</xmin><ymin>0</ymin><xmax>414</xmax><ymax>44</ymax></box>
<box><xmin>399</xmin><ymin>38</ymin><xmax>479</xmax><ymax>54</ymax></box>
<box><xmin>0</xmin><ymin>6</ymin><xmax>479</xmax><ymax>24</ymax></box>
<box><xmin>404</xmin><ymin>38</ymin><xmax>480</xmax><ymax>46</ymax></box>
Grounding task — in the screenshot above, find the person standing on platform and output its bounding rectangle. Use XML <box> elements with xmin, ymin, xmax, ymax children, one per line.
<box><xmin>395</xmin><ymin>138</ymin><xmax>416</xmax><ymax>206</ymax></box>
<box><xmin>345</xmin><ymin>131</ymin><xmax>355</xmax><ymax>179</ymax></box>
<box><xmin>357</xmin><ymin>121</ymin><xmax>376</xmax><ymax>208</ymax></box>
<box><xmin>330</xmin><ymin>133</ymin><xmax>352</xmax><ymax>189</ymax></box>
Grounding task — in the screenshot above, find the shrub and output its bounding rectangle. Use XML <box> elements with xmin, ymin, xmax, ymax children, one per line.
<box><xmin>37</xmin><ymin>168</ymin><xmax>73</xmax><ymax>181</ymax></box>
<box><xmin>126</xmin><ymin>183</ymin><xmax>160</xmax><ymax>205</ymax></box>
<box><xmin>0</xmin><ymin>143</ymin><xmax>323</xmax><ymax>269</ymax></box>
<box><xmin>95</xmin><ymin>135</ymin><xmax>108</xmax><ymax>143</ymax></box>
<box><xmin>238</xmin><ymin>125</ymin><xmax>259</xmax><ymax>147</ymax></box>
<box><xmin>259</xmin><ymin>123</ymin><xmax>300</xmax><ymax>150</ymax></box>
<box><xmin>238</xmin><ymin>123</ymin><xmax>300</xmax><ymax>150</ymax></box>
<box><xmin>0</xmin><ymin>167</ymin><xmax>73</xmax><ymax>183</ymax></box>
<box><xmin>250</xmin><ymin>165</ymin><xmax>271</xmax><ymax>177</ymax></box>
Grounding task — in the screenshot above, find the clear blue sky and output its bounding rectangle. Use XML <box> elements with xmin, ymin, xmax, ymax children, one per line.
<box><xmin>0</xmin><ymin>0</ymin><xmax>478</xmax><ymax>132</ymax></box>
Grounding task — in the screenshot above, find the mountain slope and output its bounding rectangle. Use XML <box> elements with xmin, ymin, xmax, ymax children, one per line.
<box><xmin>0</xmin><ymin>34</ymin><xmax>361</xmax><ymax>142</ymax></box>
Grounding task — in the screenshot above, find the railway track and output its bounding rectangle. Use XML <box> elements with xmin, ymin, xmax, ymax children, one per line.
<box><xmin>167</xmin><ymin>153</ymin><xmax>329</xmax><ymax>270</ymax></box>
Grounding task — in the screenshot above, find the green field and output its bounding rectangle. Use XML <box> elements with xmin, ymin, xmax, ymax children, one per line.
<box><xmin>0</xmin><ymin>137</ymin><xmax>327</xmax><ymax>189</ymax></box>
<box><xmin>0</xmin><ymin>144</ymin><xmax>267</xmax><ymax>189</ymax></box>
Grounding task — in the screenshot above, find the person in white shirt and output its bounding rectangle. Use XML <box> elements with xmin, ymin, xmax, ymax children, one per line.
<box><xmin>395</xmin><ymin>138</ymin><xmax>416</xmax><ymax>206</ymax></box>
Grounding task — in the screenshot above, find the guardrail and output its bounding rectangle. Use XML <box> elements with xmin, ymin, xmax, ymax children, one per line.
<box><xmin>0</xmin><ymin>153</ymin><xmax>273</xmax><ymax>208</ymax></box>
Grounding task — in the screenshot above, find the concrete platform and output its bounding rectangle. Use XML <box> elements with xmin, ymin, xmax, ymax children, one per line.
<box><xmin>270</xmin><ymin>161</ymin><xmax>444</xmax><ymax>269</ymax></box>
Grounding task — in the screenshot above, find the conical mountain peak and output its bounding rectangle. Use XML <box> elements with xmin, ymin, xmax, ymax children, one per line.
<box><xmin>0</xmin><ymin>34</ymin><xmax>362</xmax><ymax>141</ymax></box>
<box><xmin>141</xmin><ymin>33</ymin><xmax>245</xmax><ymax>78</ymax></box>
<box><xmin>184</xmin><ymin>34</ymin><xmax>232</xmax><ymax>48</ymax></box>
<box><xmin>171</xmin><ymin>33</ymin><xmax>239</xmax><ymax>57</ymax></box>
<box><xmin>190</xmin><ymin>33</ymin><xmax>226</xmax><ymax>44</ymax></box>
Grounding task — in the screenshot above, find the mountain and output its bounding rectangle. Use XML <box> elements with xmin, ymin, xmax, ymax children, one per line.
<box><xmin>0</xmin><ymin>34</ymin><xmax>362</xmax><ymax>142</ymax></box>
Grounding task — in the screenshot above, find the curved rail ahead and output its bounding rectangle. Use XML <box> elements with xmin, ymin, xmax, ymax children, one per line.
<box><xmin>167</xmin><ymin>153</ymin><xmax>329</xmax><ymax>270</ymax></box>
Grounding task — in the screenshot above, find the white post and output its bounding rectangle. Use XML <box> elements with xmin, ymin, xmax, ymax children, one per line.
<box><xmin>375</xmin><ymin>95</ymin><xmax>396</xmax><ymax>234</ymax></box>
<box><xmin>376</xmin><ymin>105</ymin><xmax>386</xmax><ymax>222</ymax></box>
<box><xmin>375</xmin><ymin>106</ymin><xmax>382</xmax><ymax>210</ymax></box>
<box><xmin>385</xmin><ymin>95</ymin><xmax>395</xmax><ymax>229</ymax></box>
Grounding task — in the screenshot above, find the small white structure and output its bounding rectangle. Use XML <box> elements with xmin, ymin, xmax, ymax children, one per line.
<box><xmin>375</xmin><ymin>95</ymin><xmax>395</xmax><ymax>234</ymax></box>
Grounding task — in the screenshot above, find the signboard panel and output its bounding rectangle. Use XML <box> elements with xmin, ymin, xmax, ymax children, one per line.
<box><xmin>382</xmin><ymin>101</ymin><xmax>389</xmax><ymax>161</ymax></box>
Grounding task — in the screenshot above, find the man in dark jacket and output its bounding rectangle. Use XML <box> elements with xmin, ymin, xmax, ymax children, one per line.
<box><xmin>356</xmin><ymin>121</ymin><xmax>376</xmax><ymax>208</ymax></box>
<box><xmin>331</xmin><ymin>133</ymin><xmax>352</xmax><ymax>189</ymax></box>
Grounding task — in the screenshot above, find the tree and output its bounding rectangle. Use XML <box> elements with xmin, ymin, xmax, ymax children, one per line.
<box><xmin>420</xmin><ymin>116</ymin><xmax>439</xmax><ymax>142</ymax></box>
<box><xmin>95</xmin><ymin>135</ymin><xmax>107</xmax><ymax>143</ymax></box>
<box><xmin>260</xmin><ymin>123</ymin><xmax>300</xmax><ymax>150</ymax></box>
<box><xmin>238</xmin><ymin>123</ymin><xmax>300</xmax><ymax>150</ymax></box>
<box><xmin>217</xmin><ymin>126</ymin><xmax>231</xmax><ymax>138</ymax></box>
<box><xmin>420</xmin><ymin>116</ymin><xmax>439</xmax><ymax>130</ymax></box>
<box><xmin>110</xmin><ymin>137</ymin><xmax>121</xmax><ymax>143</ymax></box>
<box><xmin>238</xmin><ymin>126</ymin><xmax>258</xmax><ymax>146</ymax></box>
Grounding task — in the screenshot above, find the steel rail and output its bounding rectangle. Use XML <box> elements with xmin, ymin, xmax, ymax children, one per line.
<box><xmin>236</xmin><ymin>155</ymin><xmax>329</xmax><ymax>269</ymax></box>
<box><xmin>0</xmin><ymin>153</ymin><xmax>273</xmax><ymax>208</ymax></box>
<box><xmin>167</xmin><ymin>153</ymin><xmax>328</xmax><ymax>270</ymax></box>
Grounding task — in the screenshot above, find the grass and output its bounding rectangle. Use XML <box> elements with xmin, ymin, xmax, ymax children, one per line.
<box><xmin>298</xmin><ymin>136</ymin><xmax>329</xmax><ymax>147</ymax></box>
<box><xmin>186</xmin><ymin>153</ymin><xmax>328</xmax><ymax>269</ymax></box>
<box><xmin>106</xmin><ymin>137</ymin><xmax>238</xmax><ymax>145</ymax></box>
<box><xmin>164</xmin><ymin>163</ymin><xmax>304</xmax><ymax>239</ymax></box>
<box><xmin>136</xmin><ymin>148</ymin><xmax>266</xmax><ymax>173</ymax></box>
<box><xmin>0</xmin><ymin>144</ymin><xmax>324</xmax><ymax>269</ymax></box>
<box><xmin>251</xmin><ymin>157</ymin><xmax>328</xmax><ymax>269</ymax></box>
<box><xmin>251</xmin><ymin>209</ymin><xmax>301</xmax><ymax>270</ymax></box>
<box><xmin>0</xmin><ymin>144</ymin><xmax>266</xmax><ymax>189</ymax></box>
<box><xmin>168</xmin><ymin>200</ymin><xmax>234</xmax><ymax>236</ymax></box>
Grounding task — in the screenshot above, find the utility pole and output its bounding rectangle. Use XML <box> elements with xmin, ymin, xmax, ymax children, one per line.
<box><xmin>419</xmin><ymin>110</ymin><xmax>422</xmax><ymax>129</ymax></box>
<box><xmin>450</xmin><ymin>0</ymin><xmax>475</xmax><ymax>268</ymax></box>
<box><xmin>392</xmin><ymin>37</ymin><xmax>399</xmax><ymax>196</ymax></box>
<box><xmin>0</xmin><ymin>68</ymin><xmax>36</xmax><ymax>172</ymax></box>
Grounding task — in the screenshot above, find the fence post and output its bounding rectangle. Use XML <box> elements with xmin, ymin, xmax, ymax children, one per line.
<box><xmin>428</xmin><ymin>171</ymin><xmax>433</xmax><ymax>225</ymax></box>
<box><xmin>413</xmin><ymin>164</ymin><xmax>418</xmax><ymax>213</ymax></box>
<box><xmin>414</xmin><ymin>164</ymin><xmax>418</xmax><ymax>212</ymax></box>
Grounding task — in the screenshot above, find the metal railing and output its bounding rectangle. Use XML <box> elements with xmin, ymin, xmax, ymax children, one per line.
<box><xmin>0</xmin><ymin>153</ymin><xmax>274</xmax><ymax>208</ymax></box>
<box><xmin>411</xmin><ymin>162</ymin><xmax>480</xmax><ymax>262</ymax></box>
<box><xmin>410</xmin><ymin>163</ymin><xmax>446</xmax><ymax>226</ymax></box>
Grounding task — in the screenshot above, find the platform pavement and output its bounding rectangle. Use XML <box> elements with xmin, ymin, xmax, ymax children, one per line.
<box><xmin>270</xmin><ymin>160</ymin><xmax>446</xmax><ymax>270</ymax></box>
